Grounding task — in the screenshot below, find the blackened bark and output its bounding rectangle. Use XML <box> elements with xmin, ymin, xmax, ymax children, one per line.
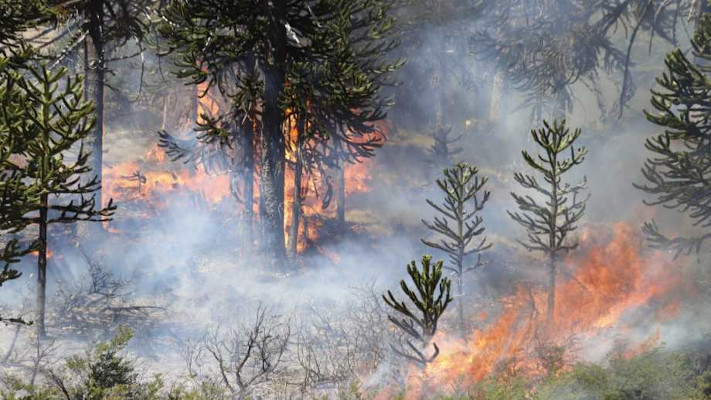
<box><xmin>287</xmin><ymin>117</ymin><xmax>305</xmax><ymax>257</ymax></box>
<box><xmin>243</xmin><ymin>119</ymin><xmax>255</xmax><ymax>249</ymax></box>
<box><xmin>86</xmin><ymin>1</ymin><xmax>105</xmax><ymax>211</ymax></box>
<box><xmin>337</xmin><ymin>159</ymin><xmax>345</xmax><ymax>228</ymax></box>
<box><xmin>259</xmin><ymin>0</ymin><xmax>287</xmax><ymax>265</ymax></box>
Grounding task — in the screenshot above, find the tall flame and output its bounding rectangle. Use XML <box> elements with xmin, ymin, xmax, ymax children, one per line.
<box><xmin>404</xmin><ymin>223</ymin><xmax>683</xmax><ymax>393</ymax></box>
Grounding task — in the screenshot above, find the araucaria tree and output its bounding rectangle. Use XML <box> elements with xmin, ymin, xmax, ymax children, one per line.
<box><xmin>11</xmin><ymin>64</ymin><xmax>115</xmax><ymax>337</ymax></box>
<box><xmin>0</xmin><ymin>72</ymin><xmax>41</xmax><ymax>324</ymax></box>
<box><xmin>636</xmin><ymin>13</ymin><xmax>711</xmax><ymax>256</ymax></box>
<box><xmin>508</xmin><ymin>119</ymin><xmax>587</xmax><ymax>331</ymax></box>
<box><xmin>383</xmin><ymin>255</ymin><xmax>453</xmax><ymax>365</ymax></box>
<box><xmin>0</xmin><ymin>0</ymin><xmax>49</xmax><ymax>325</ymax></box>
<box><xmin>422</xmin><ymin>163</ymin><xmax>490</xmax><ymax>340</ymax></box>
<box><xmin>159</xmin><ymin>0</ymin><xmax>401</xmax><ymax>262</ymax></box>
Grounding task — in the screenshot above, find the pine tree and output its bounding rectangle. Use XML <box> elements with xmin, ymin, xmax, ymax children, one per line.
<box><xmin>636</xmin><ymin>12</ymin><xmax>711</xmax><ymax>256</ymax></box>
<box><xmin>508</xmin><ymin>119</ymin><xmax>587</xmax><ymax>331</ymax></box>
<box><xmin>11</xmin><ymin>64</ymin><xmax>115</xmax><ymax>337</ymax></box>
<box><xmin>422</xmin><ymin>163</ymin><xmax>490</xmax><ymax>340</ymax></box>
<box><xmin>383</xmin><ymin>254</ymin><xmax>453</xmax><ymax>365</ymax></box>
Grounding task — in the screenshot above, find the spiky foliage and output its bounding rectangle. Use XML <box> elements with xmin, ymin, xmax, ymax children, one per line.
<box><xmin>10</xmin><ymin>64</ymin><xmax>116</xmax><ymax>336</ymax></box>
<box><xmin>508</xmin><ymin>119</ymin><xmax>587</xmax><ymax>329</ymax></box>
<box><xmin>383</xmin><ymin>254</ymin><xmax>453</xmax><ymax>365</ymax></box>
<box><xmin>475</xmin><ymin>0</ymin><xmax>689</xmax><ymax>120</ymax></box>
<box><xmin>0</xmin><ymin>72</ymin><xmax>40</xmax><ymax>289</ymax></box>
<box><xmin>636</xmin><ymin>13</ymin><xmax>711</xmax><ymax>257</ymax></box>
<box><xmin>0</xmin><ymin>0</ymin><xmax>51</xmax><ymax>67</ymax></box>
<box><xmin>159</xmin><ymin>0</ymin><xmax>402</xmax><ymax>260</ymax></box>
<box><xmin>0</xmin><ymin>0</ymin><xmax>51</xmax><ymax>326</ymax></box>
<box><xmin>422</xmin><ymin>162</ymin><xmax>490</xmax><ymax>339</ymax></box>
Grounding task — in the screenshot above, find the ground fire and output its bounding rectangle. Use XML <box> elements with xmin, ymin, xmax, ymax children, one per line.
<box><xmin>3</xmin><ymin>1</ymin><xmax>711</xmax><ymax>399</ymax></box>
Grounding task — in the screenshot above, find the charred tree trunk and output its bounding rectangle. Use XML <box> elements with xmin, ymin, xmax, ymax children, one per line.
<box><xmin>260</xmin><ymin>69</ymin><xmax>286</xmax><ymax>263</ymax></box>
<box><xmin>287</xmin><ymin>117</ymin><xmax>305</xmax><ymax>257</ymax></box>
<box><xmin>337</xmin><ymin>158</ymin><xmax>346</xmax><ymax>229</ymax></box>
<box><xmin>86</xmin><ymin>1</ymin><xmax>105</xmax><ymax>211</ymax></box>
<box><xmin>36</xmin><ymin>193</ymin><xmax>48</xmax><ymax>338</ymax></box>
<box><xmin>259</xmin><ymin>3</ymin><xmax>287</xmax><ymax>265</ymax></box>
<box><xmin>243</xmin><ymin>122</ymin><xmax>255</xmax><ymax>249</ymax></box>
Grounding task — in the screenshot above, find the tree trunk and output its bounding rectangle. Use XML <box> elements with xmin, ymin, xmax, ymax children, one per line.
<box><xmin>243</xmin><ymin>123</ymin><xmax>255</xmax><ymax>250</ymax></box>
<box><xmin>546</xmin><ymin>254</ymin><xmax>556</xmax><ymax>331</ymax></box>
<box><xmin>259</xmin><ymin>4</ymin><xmax>287</xmax><ymax>265</ymax></box>
<box><xmin>36</xmin><ymin>193</ymin><xmax>48</xmax><ymax>338</ymax></box>
<box><xmin>489</xmin><ymin>70</ymin><xmax>507</xmax><ymax>124</ymax></box>
<box><xmin>86</xmin><ymin>5</ymin><xmax>105</xmax><ymax>211</ymax></box>
<box><xmin>457</xmin><ymin>275</ymin><xmax>466</xmax><ymax>341</ymax></box>
<box><xmin>553</xmin><ymin>80</ymin><xmax>567</xmax><ymax>121</ymax></box>
<box><xmin>287</xmin><ymin>117</ymin><xmax>305</xmax><ymax>257</ymax></box>
<box><xmin>260</xmin><ymin>70</ymin><xmax>286</xmax><ymax>263</ymax></box>
<box><xmin>337</xmin><ymin>158</ymin><xmax>346</xmax><ymax>228</ymax></box>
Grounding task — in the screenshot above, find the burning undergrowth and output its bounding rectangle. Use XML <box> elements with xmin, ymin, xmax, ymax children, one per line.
<box><xmin>388</xmin><ymin>222</ymin><xmax>690</xmax><ymax>397</ymax></box>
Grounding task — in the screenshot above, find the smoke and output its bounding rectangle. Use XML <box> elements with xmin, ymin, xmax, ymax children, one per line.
<box><xmin>3</xmin><ymin>3</ymin><xmax>711</xmax><ymax>398</ymax></box>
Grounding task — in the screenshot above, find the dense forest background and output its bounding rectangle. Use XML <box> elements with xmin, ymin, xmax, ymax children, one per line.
<box><xmin>2</xmin><ymin>0</ymin><xmax>711</xmax><ymax>399</ymax></box>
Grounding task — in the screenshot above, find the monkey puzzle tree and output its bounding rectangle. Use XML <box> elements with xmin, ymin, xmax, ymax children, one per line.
<box><xmin>159</xmin><ymin>0</ymin><xmax>335</xmax><ymax>262</ymax></box>
<box><xmin>422</xmin><ymin>163</ymin><xmax>490</xmax><ymax>340</ymax></box>
<box><xmin>476</xmin><ymin>0</ymin><xmax>689</xmax><ymax>121</ymax></box>
<box><xmin>383</xmin><ymin>255</ymin><xmax>453</xmax><ymax>365</ymax></box>
<box><xmin>392</xmin><ymin>0</ymin><xmax>482</xmax><ymax>129</ymax></box>
<box><xmin>0</xmin><ymin>0</ymin><xmax>50</xmax><ymax>325</ymax></box>
<box><xmin>159</xmin><ymin>0</ymin><xmax>401</xmax><ymax>262</ymax></box>
<box><xmin>636</xmin><ymin>12</ymin><xmax>711</xmax><ymax>256</ymax></box>
<box><xmin>0</xmin><ymin>73</ymin><xmax>41</xmax><ymax>325</ymax></box>
<box><xmin>11</xmin><ymin>64</ymin><xmax>115</xmax><ymax>337</ymax></box>
<box><xmin>508</xmin><ymin>119</ymin><xmax>587</xmax><ymax>331</ymax></box>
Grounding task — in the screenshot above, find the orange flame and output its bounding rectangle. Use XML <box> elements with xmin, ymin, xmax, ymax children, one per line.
<box><xmin>409</xmin><ymin>223</ymin><xmax>681</xmax><ymax>392</ymax></box>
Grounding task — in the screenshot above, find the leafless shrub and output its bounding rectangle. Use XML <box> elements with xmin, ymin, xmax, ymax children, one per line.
<box><xmin>54</xmin><ymin>253</ymin><xmax>163</xmax><ymax>338</ymax></box>
<box><xmin>293</xmin><ymin>283</ymin><xmax>398</xmax><ymax>397</ymax></box>
<box><xmin>191</xmin><ymin>304</ymin><xmax>291</xmax><ymax>400</ymax></box>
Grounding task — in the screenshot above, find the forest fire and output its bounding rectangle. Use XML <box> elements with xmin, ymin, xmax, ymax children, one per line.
<box><xmin>283</xmin><ymin>108</ymin><xmax>375</xmax><ymax>254</ymax></box>
<box><xmin>102</xmin><ymin>158</ymin><xmax>231</xmax><ymax>208</ymax></box>
<box><xmin>407</xmin><ymin>223</ymin><xmax>684</xmax><ymax>392</ymax></box>
<box><xmin>101</xmin><ymin>99</ymin><xmax>375</xmax><ymax>255</ymax></box>
<box><xmin>7</xmin><ymin>0</ymin><xmax>711</xmax><ymax>398</ymax></box>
